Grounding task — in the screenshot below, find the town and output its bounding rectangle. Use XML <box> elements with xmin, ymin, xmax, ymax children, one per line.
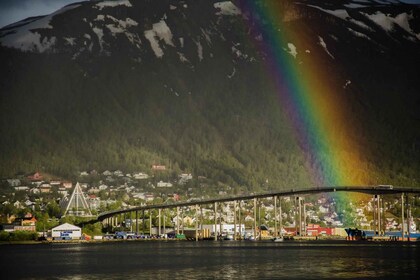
<box><xmin>0</xmin><ymin>167</ymin><xmax>419</xmax><ymax>242</ymax></box>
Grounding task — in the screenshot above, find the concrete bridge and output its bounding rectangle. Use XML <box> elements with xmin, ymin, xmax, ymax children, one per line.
<box><xmin>95</xmin><ymin>185</ymin><xmax>420</xmax><ymax>241</ymax></box>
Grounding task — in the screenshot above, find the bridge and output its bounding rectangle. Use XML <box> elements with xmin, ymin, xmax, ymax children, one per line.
<box><xmin>94</xmin><ymin>185</ymin><xmax>420</xmax><ymax>241</ymax></box>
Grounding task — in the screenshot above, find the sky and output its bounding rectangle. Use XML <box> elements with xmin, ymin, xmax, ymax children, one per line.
<box><xmin>0</xmin><ymin>0</ymin><xmax>420</xmax><ymax>28</ymax></box>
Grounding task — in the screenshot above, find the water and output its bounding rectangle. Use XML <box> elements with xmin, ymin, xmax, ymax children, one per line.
<box><xmin>1</xmin><ymin>241</ymin><xmax>419</xmax><ymax>279</ymax></box>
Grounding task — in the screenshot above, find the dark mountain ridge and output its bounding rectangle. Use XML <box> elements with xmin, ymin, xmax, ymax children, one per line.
<box><xmin>0</xmin><ymin>0</ymin><xmax>419</xmax><ymax>191</ymax></box>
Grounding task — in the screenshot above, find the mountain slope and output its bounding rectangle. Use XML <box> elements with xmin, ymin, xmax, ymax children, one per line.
<box><xmin>0</xmin><ymin>0</ymin><xmax>419</xmax><ymax>190</ymax></box>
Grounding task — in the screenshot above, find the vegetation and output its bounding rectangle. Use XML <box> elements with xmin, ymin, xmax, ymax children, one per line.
<box><xmin>0</xmin><ymin>230</ymin><xmax>38</xmax><ymax>242</ymax></box>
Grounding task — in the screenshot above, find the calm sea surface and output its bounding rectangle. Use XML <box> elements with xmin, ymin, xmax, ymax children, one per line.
<box><xmin>1</xmin><ymin>241</ymin><xmax>419</xmax><ymax>279</ymax></box>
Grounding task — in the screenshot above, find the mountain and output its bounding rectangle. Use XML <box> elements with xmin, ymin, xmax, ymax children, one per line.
<box><xmin>0</xmin><ymin>0</ymin><xmax>419</xmax><ymax>191</ymax></box>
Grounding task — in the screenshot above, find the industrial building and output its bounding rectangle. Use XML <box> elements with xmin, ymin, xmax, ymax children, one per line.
<box><xmin>51</xmin><ymin>223</ymin><xmax>82</xmax><ymax>240</ymax></box>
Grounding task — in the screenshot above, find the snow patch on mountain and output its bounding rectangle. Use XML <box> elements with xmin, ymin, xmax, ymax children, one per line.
<box><xmin>363</xmin><ymin>11</ymin><xmax>418</xmax><ymax>39</ymax></box>
<box><xmin>318</xmin><ymin>36</ymin><xmax>334</xmax><ymax>59</ymax></box>
<box><xmin>364</xmin><ymin>12</ymin><xmax>394</xmax><ymax>30</ymax></box>
<box><xmin>228</xmin><ymin>67</ymin><xmax>236</xmax><ymax>78</ymax></box>
<box><xmin>106</xmin><ymin>17</ymin><xmax>138</xmax><ymax>35</ymax></box>
<box><xmin>307</xmin><ymin>5</ymin><xmax>372</xmax><ymax>31</ymax></box>
<box><xmin>287</xmin><ymin>43</ymin><xmax>297</xmax><ymax>58</ymax></box>
<box><xmin>144</xmin><ymin>20</ymin><xmax>174</xmax><ymax>58</ymax></box>
<box><xmin>144</xmin><ymin>30</ymin><xmax>163</xmax><ymax>58</ymax></box>
<box><xmin>348</xmin><ymin>28</ymin><xmax>371</xmax><ymax>40</ymax></box>
<box><xmin>152</xmin><ymin>20</ymin><xmax>174</xmax><ymax>46</ymax></box>
<box><xmin>201</xmin><ymin>28</ymin><xmax>212</xmax><ymax>45</ymax></box>
<box><xmin>344</xmin><ymin>3</ymin><xmax>368</xmax><ymax>8</ymax></box>
<box><xmin>64</xmin><ymin>37</ymin><xmax>76</xmax><ymax>46</ymax></box>
<box><xmin>96</xmin><ymin>0</ymin><xmax>132</xmax><ymax>10</ymax></box>
<box><xmin>0</xmin><ymin>4</ymin><xmax>80</xmax><ymax>52</ymax></box>
<box><xmin>92</xmin><ymin>27</ymin><xmax>104</xmax><ymax>50</ymax></box>
<box><xmin>214</xmin><ymin>1</ymin><xmax>241</xmax><ymax>16</ymax></box>
<box><xmin>308</xmin><ymin>6</ymin><xmax>350</xmax><ymax>20</ymax></box>
<box><xmin>196</xmin><ymin>39</ymin><xmax>204</xmax><ymax>61</ymax></box>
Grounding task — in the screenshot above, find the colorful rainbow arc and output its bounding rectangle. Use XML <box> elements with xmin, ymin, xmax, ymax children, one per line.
<box><xmin>237</xmin><ymin>0</ymin><xmax>371</xmax><ymax>188</ymax></box>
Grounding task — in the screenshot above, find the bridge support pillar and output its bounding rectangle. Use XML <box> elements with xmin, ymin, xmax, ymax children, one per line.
<box><xmin>373</xmin><ymin>195</ymin><xmax>377</xmax><ymax>236</ymax></box>
<box><xmin>149</xmin><ymin>210</ymin><xmax>152</xmax><ymax>236</ymax></box>
<box><xmin>401</xmin><ymin>193</ymin><xmax>405</xmax><ymax>241</ymax></box>
<box><xmin>219</xmin><ymin>203</ymin><xmax>223</xmax><ymax>238</ymax></box>
<box><xmin>200</xmin><ymin>206</ymin><xmax>203</xmax><ymax>238</ymax></box>
<box><xmin>279</xmin><ymin>197</ymin><xmax>283</xmax><ymax>236</ymax></box>
<box><xmin>253</xmin><ymin>198</ymin><xmax>257</xmax><ymax>240</ymax></box>
<box><xmin>181</xmin><ymin>208</ymin><xmax>184</xmax><ymax>235</ymax></box>
<box><xmin>158</xmin><ymin>209</ymin><xmax>161</xmax><ymax>237</ymax></box>
<box><xmin>406</xmin><ymin>193</ymin><xmax>410</xmax><ymax>241</ymax></box>
<box><xmin>303</xmin><ymin>200</ymin><xmax>307</xmax><ymax>236</ymax></box>
<box><xmin>379</xmin><ymin>195</ymin><xmax>382</xmax><ymax>235</ymax></box>
<box><xmin>195</xmin><ymin>204</ymin><xmax>199</xmax><ymax>241</ymax></box>
<box><xmin>233</xmin><ymin>200</ymin><xmax>237</xmax><ymax>240</ymax></box>
<box><xmin>142</xmin><ymin>210</ymin><xmax>145</xmax><ymax>235</ymax></box>
<box><xmin>238</xmin><ymin>200</ymin><xmax>242</xmax><ymax>240</ymax></box>
<box><xmin>274</xmin><ymin>196</ymin><xmax>277</xmax><ymax>238</ymax></box>
<box><xmin>163</xmin><ymin>210</ymin><xmax>166</xmax><ymax>239</ymax></box>
<box><xmin>135</xmin><ymin>210</ymin><xmax>139</xmax><ymax>235</ymax></box>
<box><xmin>176</xmin><ymin>207</ymin><xmax>180</xmax><ymax>235</ymax></box>
<box><xmin>214</xmin><ymin>202</ymin><xmax>218</xmax><ymax>241</ymax></box>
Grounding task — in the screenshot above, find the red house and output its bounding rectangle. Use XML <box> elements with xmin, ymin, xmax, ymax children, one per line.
<box><xmin>27</xmin><ymin>172</ymin><xmax>43</xmax><ymax>181</ymax></box>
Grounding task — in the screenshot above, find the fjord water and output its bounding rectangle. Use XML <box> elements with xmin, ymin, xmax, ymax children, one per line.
<box><xmin>1</xmin><ymin>241</ymin><xmax>418</xmax><ymax>279</ymax></box>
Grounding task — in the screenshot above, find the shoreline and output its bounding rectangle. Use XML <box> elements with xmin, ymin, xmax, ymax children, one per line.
<box><xmin>1</xmin><ymin>237</ymin><xmax>418</xmax><ymax>245</ymax></box>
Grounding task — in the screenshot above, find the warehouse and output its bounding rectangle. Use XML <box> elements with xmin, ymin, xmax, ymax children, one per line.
<box><xmin>51</xmin><ymin>223</ymin><xmax>82</xmax><ymax>240</ymax></box>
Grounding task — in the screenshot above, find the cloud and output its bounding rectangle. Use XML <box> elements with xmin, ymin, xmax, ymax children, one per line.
<box><xmin>0</xmin><ymin>0</ymin><xmax>85</xmax><ymax>28</ymax></box>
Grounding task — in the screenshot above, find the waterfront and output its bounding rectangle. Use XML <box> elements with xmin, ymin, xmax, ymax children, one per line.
<box><xmin>1</xmin><ymin>241</ymin><xmax>419</xmax><ymax>279</ymax></box>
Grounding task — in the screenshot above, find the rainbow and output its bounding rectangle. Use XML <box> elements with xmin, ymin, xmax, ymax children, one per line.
<box><xmin>237</xmin><ymin>0</ymin><xmax>373</xmax><ymax>189</ymax></box>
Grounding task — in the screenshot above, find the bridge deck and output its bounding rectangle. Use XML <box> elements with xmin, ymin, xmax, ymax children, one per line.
<box><xmin>96</xmin><ymin>186</ymin><xmax>420</xmax><ymax>221</ymax></box>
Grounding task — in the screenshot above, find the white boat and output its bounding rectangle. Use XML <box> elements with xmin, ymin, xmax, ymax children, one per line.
<box><xmin>273</xmin><ymin>236</ymin><xmax>284</xmax><ymax>242</ymax></box>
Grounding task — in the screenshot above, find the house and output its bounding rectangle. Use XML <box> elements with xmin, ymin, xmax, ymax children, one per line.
<box><xmin>7</xmin><ymin>179</ymin><xmax>21</xmax><ymax>187</ymax></box>
<box><xmin>29</xmin><ymin>187</ymin><xmax>40</xmax><ymax>194</ymax></box>
<box><xmin>98</xmin><ymin>184</ymin><xmax>108</xmax><ymax>190</ymax></box>
<box><xmin>80</xmin><ymin>171</ymin><xmax>89</xmax><ymax>176</ymax></box>
<box><xmin>244</xmin><ymin>215</ymin><xmax>254</xmax><ymax>222</ymax></box>
<box><xmin>58</xmin><ymin>187</ymin><xmax>68</xmax><ymax>197</ymax></box>
<box><xmin>88</xmin><ymin>187</ymin><xmax>100</xmax><ymax>194</ymax></box>
<box><xmin>3</xmin><ymin>213</ymin><xmax>37</xmax><ymax>232</ymax></box>
<box><xmin>178</xmin><ymin>173</ymin><xmax>192</xmax><ymax>185</ymax></box>
<box><xmin>258</xmin><ymin>225</ymin><xmax>272</xmax><ymax>239</ymax></box>
<box><xmin>14</xmin><ymin>186</ymin><xmax>29</xmax><ymax>191</ymax></box>
<box><xmin>13</xmin><ymin>201</ymin><xmax>24</xmax><ymax>209</ymax></box>
<box><xmin>62</xmin><ymin>182</ymin><xmax>73</xmax><ymax>189</ymax></box>
<box><xmin>306</xmin><ymin>224</ymin><xmax>334</xmax><ymax>236</ymax></box>
<box><xmin>157</xmin><ymin>181</ymin><xmax>173</xmax><ymax>188</ymax></box>
<box><xmin>152</xmin><ymin>165</ymin><xmax>166</xmax><ymax>171</ymax></box>
<box><xmin>114</xmin><ymin>170</ymin><xmax>123</xmax><ymax>177</ymax></box>
<box><xmin>318</xmin><ymin>205</ymin><xmax>329</xmax><ymax>213</ymax></box>
<box><xmin>21</xmin><ymin>213</ymin><xmax>37</xmax><ymax>226</ymax></box>
<box><xmin>24</xmin><ymin>200</ymin><xmax>36</xmax><ymax>210</ymax></box>
<box><xmin>39</xmin><ymin>183</ymin><xmax>52</xmax><ymax>193</ymax></box>
<box><xmin>50</xmin><ymin>181</ymin><xmax>62</xmax><ymax>186</ymax></box>
<box><xmin>27</xmin><ymin>172</ymin><xmax>43</xmax><ymax>181</ymax></box>
<box><xmin>87</xmin><ymin>195</ymin><xmax>100</xmax><ymax>210</ymax></box>
<box><xmin>133</xmin><ymin>172</ymin><xmax>149</xmax><ymax>179</ymax></box>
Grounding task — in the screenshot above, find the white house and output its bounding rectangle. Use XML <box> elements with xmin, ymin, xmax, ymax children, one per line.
<box><xmin>51</xmin><ymin>223</ymin><xmax>82</xmax><ymax>240</ymax></box>
<box><xmin>133</xmin><ymin>172</ymin><xmax>149</xmax><ymax>180</ymax></box>
<box><xmin>157</xmin><ymin>181</ymin><xmax>173</xmax><ymax>188</ymax></box>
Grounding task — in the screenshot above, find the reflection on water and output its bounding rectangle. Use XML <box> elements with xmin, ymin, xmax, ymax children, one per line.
<box><xmin>1</xmin><ymin>241</ymin><xmax>419</xmax><ymax>279</ymax></box>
